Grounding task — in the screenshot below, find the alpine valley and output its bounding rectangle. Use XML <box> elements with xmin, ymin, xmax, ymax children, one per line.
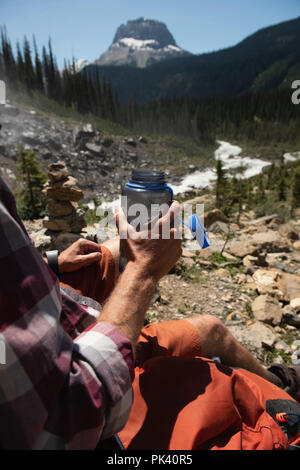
<box><xmin>79</xmin><ymin>15</ymin><xmax>300</xmax><ymax>104</ymax></box>
<box><xmin>1</xmin><ymin>13</ymin><xmax>300</xmax><ymax>369</ymax></box>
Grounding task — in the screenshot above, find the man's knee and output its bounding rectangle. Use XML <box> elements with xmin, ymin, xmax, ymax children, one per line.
<box><xmin>187</xmin><ymin>314</ymin><xmax>225</xmax><ymax>335</ymax></box>
<box><xmin>186</xmin><ymin>314</ymin><xmax>227</xmax><ymax>357</ymax></box>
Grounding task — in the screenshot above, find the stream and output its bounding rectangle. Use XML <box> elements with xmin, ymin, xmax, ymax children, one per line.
<box><xmin>99</xmin><ymin>141</ymin><xmax>300</xmax><ymax>211</ymax></box>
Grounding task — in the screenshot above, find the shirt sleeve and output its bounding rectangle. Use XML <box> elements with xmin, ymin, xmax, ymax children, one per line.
<box><xmin>0</xmin><ymin>178</ymin><xmax>134</xmax><ymax>450</ymax></box>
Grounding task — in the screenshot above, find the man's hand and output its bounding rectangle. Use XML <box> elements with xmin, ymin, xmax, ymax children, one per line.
<box><xmin>99</xmin><ymin>201</ymin><xmax>182</xmax><ymax>353</ymax></box>
<box><xmin>116</xmin><ymin>200</ymin><xmax>182</xmax><ymax>282</ymax></box>
<box><xmin>58</xmin><ymin>238</ymin><xmax>101</xmax><ymax>273</ymax></box>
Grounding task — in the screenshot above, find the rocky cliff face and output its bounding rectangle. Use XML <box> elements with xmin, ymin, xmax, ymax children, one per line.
<box><xmin>95</xmin><ymin>17</ymin><xmax>191</xmax><ymax>68</ymax></box>
<box><xmin>113</xmin><ymin>17</ymin><xmax>177</xmax><ymax>47</ymax></box>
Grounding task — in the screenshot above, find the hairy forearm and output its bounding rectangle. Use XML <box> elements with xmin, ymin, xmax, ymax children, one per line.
<box><xmin>97</xmin><ymin>261</ymin><xmax>156</xmax><ymax>355</ymax></box>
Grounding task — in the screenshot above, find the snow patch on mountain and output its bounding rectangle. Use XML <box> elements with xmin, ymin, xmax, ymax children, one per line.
<box><xmin>166</xmin><ymin>45</ymin><xmax>182</xmax><ymax>52</ymax></box>
<box><xmin>119</xmin><ymin>38</ymin><xmax>159</xmax><ymax>50</ymax></box>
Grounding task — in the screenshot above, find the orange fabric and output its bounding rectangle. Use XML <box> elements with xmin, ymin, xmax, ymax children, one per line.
<box><xmin>135</xmin><ymin>319</ymin><xmax>202</xmax><ymax>366</ymax></box>
<box><xmin>118</xmin><ymin>322</ymin><xmax>294</xmax><ymax>451</ymax></box>
<box><xmin>58</xmin><ymin>250</ymin><xmax>293</xmax><ymax>451</ymax></box>
<box><xmin>59</xmin><ymin>245</ymin><xmax>115</xmax><ymax>305</ymax></box>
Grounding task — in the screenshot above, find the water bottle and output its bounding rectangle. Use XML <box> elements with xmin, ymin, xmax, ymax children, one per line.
<box><xmin>119</xmin><ymin>170</ymin><xmax>173</xmax><ymax>272</ymax></box>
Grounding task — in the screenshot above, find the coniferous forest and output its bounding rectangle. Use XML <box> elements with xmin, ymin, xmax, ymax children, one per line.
<box><xmin>1</xmin><ymin>26</ymin><xmax>300</xmax><ymax>150</ymax></box>
<box><xmin>0</xmin><ymin>28</ymin><xmax>118</xmax><ymax>121</ymax></box>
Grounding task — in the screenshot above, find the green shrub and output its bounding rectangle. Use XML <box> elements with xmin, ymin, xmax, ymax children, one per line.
<box><xmin>15</xmin><ymin>146</ymin><xmax>48</xmax><ymax>220</ymax></box>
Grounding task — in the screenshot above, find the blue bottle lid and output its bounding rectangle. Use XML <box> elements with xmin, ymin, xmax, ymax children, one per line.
<box><xmin>130</xmin><ymin>170</ymin><xmax>166</xmax><ymax>185</ymax></box>
<box><xmin>125</xmin><ymin>170</ymin><xmax>173</xmax><ymax>200</ymax></box>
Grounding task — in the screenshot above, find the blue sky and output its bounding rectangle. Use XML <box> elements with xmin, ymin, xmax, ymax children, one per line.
<box><xmin>1</xmin><ymin>0</ymin><xmax>300</xmax><ymax>68</ymax></box>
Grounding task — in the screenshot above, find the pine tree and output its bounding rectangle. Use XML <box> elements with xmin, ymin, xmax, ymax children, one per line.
<box><xmin>42</xmin><ymin>39</ymin><xmax>61</xmax><ymax>100</ymax></box>
<box><xmin>47</xmin><ymin>38</ymin><xmax>56</xmax><ymax>98</ymax></box>
<box><xmin>257</xmin><ymin>174</ymin><xmax>266</xmax><ymax>201</ymax></box>
<box><xmin>277</xmin><ymin>155</ymin><xmax>287</xmax><ymax>201</ymax></box>
<box><xmin>23</xmin><ymin>36</ymin><xmax>35</xmax><ymax>91</ymax></box>
<box><xmin>16</xmin><ymin>40</ymin><xmax>24</xmax><ymax>84</ymax></box>
<box><xmin>47</xmin><ymin>38</ymin><xmax>61</xmax><ymax>101</ymax></box>
<box><xmin>62</xmin><ymin>59</ymin><xmax>73</xmax><ymax>107</ymax></box>
<box><xmin>266</xmin><ymin>163</ymin><xmax>276</xmax><ymax>190</ymax></box>
<box><xmin>1</xmin><ymin>27</ymin><xmax>16</xmax><ymax>81</ymax></box>
<box><xmin>15</xmin><ymin>146</ymin><xmax>48</xmax><ymax>220</ymax></box>
<box><xmin>42</xmin><ymin>45</ymin><xmax>49</xmax><ymax>95</ymax></box>
<box><xmin>102</xmin><ymin>77</ymin><xmax>116</xmax><ymax>120</ymax></box>
<box><xmin>227</xmin><ymin>176</ymin><xmax>247</xmax><ymax>225</ymax></box>
<box><xmin>290</xmin><ymin>165</ymin><xmax>300</xmax><ymax>217</ymax></box>
<box><xmin>33</xmin><ymin>35</ymin><xmax>44</xmax><ymax>92</ymax></box>
<box><xmin>94</xmin><ymin>69</ymin><xmax>103</xmax><ymax>116</ymax></box>
<box><xmin>277</xmin><ymin>176</ymin><xmax>287</xmax><ymax>201</ymax></box>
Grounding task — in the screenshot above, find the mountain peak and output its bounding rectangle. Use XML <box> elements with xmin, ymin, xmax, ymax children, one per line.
<box><xmin>112</xmin><ymin>17</ymin><xmax>177</xmax><ymax>48</ymax></box>
<box><xmin>95</xmin><ymin>17</ymin><xmax>190</xmax><ymax>68</ymax></box>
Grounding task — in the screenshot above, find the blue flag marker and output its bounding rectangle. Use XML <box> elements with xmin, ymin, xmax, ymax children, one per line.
<box><xmin>182</xmin><ymin>214</ymin><xmax>210</xmax><ymax>249</ymax></box>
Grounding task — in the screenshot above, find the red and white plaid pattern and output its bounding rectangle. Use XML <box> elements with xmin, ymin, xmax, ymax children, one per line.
<box><xmin>0</xmin><ymin>177</ymin><xmax>134</xmax><ymax>449</ymax></box>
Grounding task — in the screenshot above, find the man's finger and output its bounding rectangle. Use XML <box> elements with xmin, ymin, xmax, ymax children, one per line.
<box><xmin>78</xmin><ymin>238</ymin><xmax>102</xmax><ymax>253</ymax></box>
<box><xmin>146</xmin><ymin>202</ymin><xmax>169</xmax><ymax>230</ymax></box>
<box><xmin>115</xmin><ymin>207</ymin><xmax>135</xmax><ymax>239</ymax></box>
<box><xmin>154</xmin><ymin>200</ymin><xmax>181</xmax><ymax>238</ymax></box>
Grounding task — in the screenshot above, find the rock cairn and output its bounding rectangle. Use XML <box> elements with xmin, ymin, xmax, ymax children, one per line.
<box><xmin>43</xmin><ymin>161</ymin><xmax>85</xmax><ymax>233</ymax></box>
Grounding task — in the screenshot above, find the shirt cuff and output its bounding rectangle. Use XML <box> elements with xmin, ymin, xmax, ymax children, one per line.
<box><xmin>74</xmin><ymin>321</ymin><xmax>134</xmax><ymax>437</ymax></box>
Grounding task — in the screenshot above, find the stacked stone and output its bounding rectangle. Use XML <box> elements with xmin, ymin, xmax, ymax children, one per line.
<box><xmin>43</xmin><ymin>161</ymin><xmax>86</xmax><ymax>233</ymax></box>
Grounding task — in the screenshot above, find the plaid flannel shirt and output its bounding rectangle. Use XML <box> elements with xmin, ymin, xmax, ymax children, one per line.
<box><xmin>0</xmin><ymin>177</ymin><xmax>134</xmax><ymax>449</ymax></box>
